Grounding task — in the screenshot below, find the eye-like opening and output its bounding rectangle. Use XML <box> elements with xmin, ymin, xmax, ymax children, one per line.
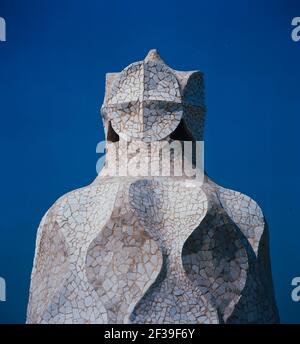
<box><xmin>107</xmin><ymin>121</ymin><xmax>119</xmax><ymax>142</ymax></box>
<box><xmin>170</xmin><ymin>119</ymin><xmax>194</xmax><ymax>141</ymax></box>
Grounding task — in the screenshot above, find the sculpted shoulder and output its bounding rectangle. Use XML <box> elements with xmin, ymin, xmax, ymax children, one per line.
<box><xmin>37</xmin><ymin>179</ymin><xmax>120</xmax><ymax>232</ymax></box>
<box><xmin>208</xmin><ymin>179</ymin><xmax>266</xmax><ymax>255</ymax></box>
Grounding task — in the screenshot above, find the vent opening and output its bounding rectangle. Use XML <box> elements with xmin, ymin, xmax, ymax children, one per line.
<box><xmin>170</xmin><ymin>119</ymin><xmax>194</xmax><ymax>141</ymax></box>
<box><xmin>107</xmin><ymin>121</ymin><xmax>119</xmax><ymax>142</ymax></box>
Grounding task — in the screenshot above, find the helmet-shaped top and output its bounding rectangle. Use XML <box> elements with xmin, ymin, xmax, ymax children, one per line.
<box><xmin>101</xmin><ymin>49</ymin><xmax>205</xmax><ymax>142</ymax></box>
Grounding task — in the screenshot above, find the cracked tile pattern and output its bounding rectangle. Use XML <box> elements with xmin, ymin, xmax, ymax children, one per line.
<box><xmin>27</xmin><ymin>50</ymin><xmax>279</xmax><ymax>324</ymax></box>
<box><xmin>102</xmin><ymin>49</ymin><xmax>205</xmax><ymax>142</ymax></box>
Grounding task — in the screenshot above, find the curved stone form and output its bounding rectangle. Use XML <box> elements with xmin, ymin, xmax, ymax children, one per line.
<box><xmin>27</xmin><ymin>50</ymin><xmax>279</xmax><ymax>324</ymax></box>
<box><xmin>102</xmin><ymin>49</ymin><xmax>205</xmax><ymax>142</ymax></box>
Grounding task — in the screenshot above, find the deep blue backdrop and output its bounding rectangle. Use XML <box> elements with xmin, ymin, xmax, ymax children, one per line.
<box><xmin>0</xmin><ymin>0</ymin><xmax>299</xmax><ymax>323</ymax></box>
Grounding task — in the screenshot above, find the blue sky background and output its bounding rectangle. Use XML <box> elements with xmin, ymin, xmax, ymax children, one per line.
<box><xmin>0</xmin><ymin>0</ymin><xmax>299</xmax><ymax>323</ymax></box>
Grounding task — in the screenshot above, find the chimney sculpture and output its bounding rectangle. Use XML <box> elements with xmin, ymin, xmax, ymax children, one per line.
<box><xmin>27</xmin><ymin>50</ymin><xmax>279</xmax><ymax>324</ymax></box>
